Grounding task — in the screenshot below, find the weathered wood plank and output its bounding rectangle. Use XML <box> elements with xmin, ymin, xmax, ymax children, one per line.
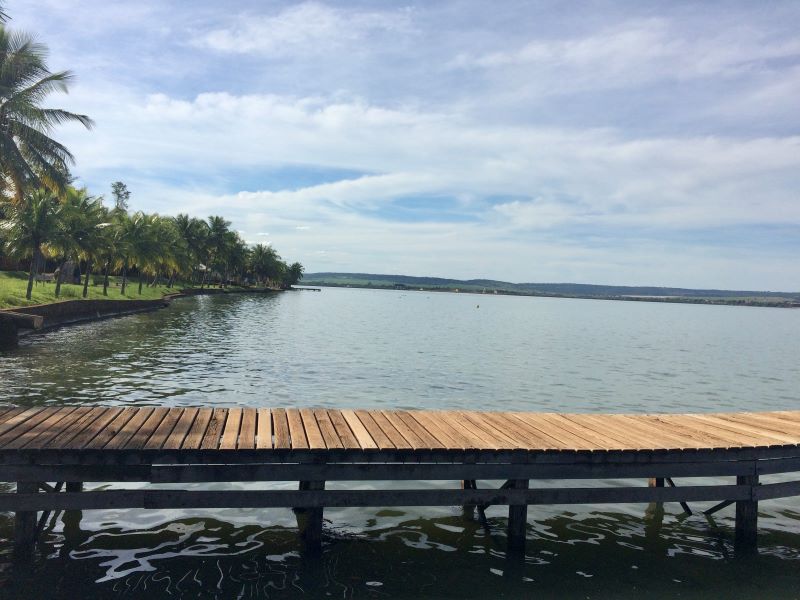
<box><xmin>286</xmin><ymin>409</ymin><xmax>308</xmax><ymax>450</ymax></box>
<box><xmin>199</xmin><ymin>408</ymin><xmax>226</xmax><ymax>450</ymax></box>
<box><xmin>238</xmin><ymin>408</ymin><xmax>257</xmax><ymax>450</ymax></box>
<box><xmin>161</xmin><ymin>408</ymin><xmax>198</xmax><ymax>450</ymax></box>
<box><xmin>300</xmin><ymin>408</ymin><xmax>325</xmax><ymax>450</ymax></box>
<box><xmin>314</xmin><ymin>409</ymin><xmax>344</xmax><ymax>450</ymax></box>
<box><xmin>329</xmin><ymin>410</ymin><xmax>361</xmax><ymax>449</ymax></box>
<box><xmin>353</xmin><ymin>410</ymin><xmax>394</xmax><ymax>450</ymax></box>
<box><xmin>104</xmin><ymin>407</ymin><xmax>157</xmax><ymax>450</ymax></box>
<box><xmin>272</xmin><ymin>408</ymin><xmax>291</xmax><ymax>449</ymax></box>
<box><xmin>4</xmin><ymin>406</ymin><xmax>81</xmax><ymax>450</ymax></box>
<box><xmin>124</xmin><ymin>408</ymin><xmax>170</xmax><ymax>450</ymax></box>
<box><xmin>182</xmin><ymin>408</ymin><xmax>213</xmax><ymax>449</ymax></box>
<box><xmin>145</xmin><ymin>407</ymin><xmax>185</xmax><ymax>450</ymax></box>
<box><xmin>256</xmin><ymin>408</ymin><xmax>272</xmax><ymax>449</ymax></box>
<box><xmin>341</xmin><ymin>410</ymin><xmax>378</xmax><ymax>450</ymax></box>
<box><xmin>81</xmin><ymin>408</ymin><xmax>138</xmax><ymax>449</ymax></box>
<box><xmin>220</xmin><ymin>408</ymin><xmax>243</xmax><ymax>450</ymax></box>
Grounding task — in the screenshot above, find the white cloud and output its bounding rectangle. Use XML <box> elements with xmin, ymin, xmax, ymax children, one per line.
<box><xmin>194</xmin><ymin>2</ymin><xmax>413</xmax><ymax>56</ymax></box>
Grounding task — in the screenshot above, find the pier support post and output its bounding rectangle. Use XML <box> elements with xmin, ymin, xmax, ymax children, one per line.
<box><xmin>506</xmin><ymin>479</ymin><xmax>529</xmax><ymax>554</ymax></box>
<box><xmin>735</xmin><ymin>474</ymin><xmax>758</xmax><ymax>555</ymax></box>
<box><xmin>461</xmin><ymin>480</ymin><xmax>476</xmax><ymax>520</ymax></box>
<box><xmin>65</xmin><ymin>481</ymin><xmax>83</xmax><ymax>493</ymax></box>
<box><xmin>295</xmin><ymin>480</ymin><xmax>325</xmax><ymax>555</ymax></box>
<box><xmin>14</xmin><ymin>481</ymin><xmax>38</xmax><ymax>559</ymax></box>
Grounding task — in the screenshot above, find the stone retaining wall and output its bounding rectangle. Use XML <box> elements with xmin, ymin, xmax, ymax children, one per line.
<box><xmin>5</xmin><ymin>297</ymin><xmax>171</xmax><ymax>330</ymax></box>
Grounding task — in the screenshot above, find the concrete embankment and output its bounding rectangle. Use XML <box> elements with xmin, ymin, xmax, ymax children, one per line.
<box><xmin>0</xmin><ymin>287</ymin><xmax>281</xmax><ymax>349</ymax></box>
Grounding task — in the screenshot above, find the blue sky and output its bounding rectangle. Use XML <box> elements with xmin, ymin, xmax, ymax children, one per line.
<box><xmin>7</xmin><ymin>0</ymin><xmax>800</xmax><ymax>289</ymax></box>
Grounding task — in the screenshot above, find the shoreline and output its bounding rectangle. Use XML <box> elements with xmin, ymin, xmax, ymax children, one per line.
<box><xmin>306</xmin><ymin>282</ymin><xmax>800</xmax><ymax>308</ymax></box>
<box><xmin>0</xmin><ymin>286</ymin><xmax>281</xmax><ymax>349</ymax></box>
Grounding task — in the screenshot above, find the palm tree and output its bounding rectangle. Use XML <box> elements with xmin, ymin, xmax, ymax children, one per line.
<box><xmin>51</xmin><ymin>187</ymin><xmax>100</xmax><ymax>297</ymax></box>
<box><xmin>0</xmin><ymin>188</ymin><xmax>60</xmax><ymax>299</ymax></box>
<box><xmin>202</xmin><ymin>215</ymin><xmax>230</xmax><ymax>288</ymax></box>
<box><xmin>0</xmin><ymin>26</ymin><xmax>94</xmax><ymax>201</ymax></box>
<box><xmin>284</xmin><ymin>262</ymin><xmax>305</xmax><ymax>287</ymax></box>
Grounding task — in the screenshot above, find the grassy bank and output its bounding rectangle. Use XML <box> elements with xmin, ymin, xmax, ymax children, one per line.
<box><xmin>0</xmin><ymin>271</ymin><xmax>179</xmax><ymax>309</ymax></box>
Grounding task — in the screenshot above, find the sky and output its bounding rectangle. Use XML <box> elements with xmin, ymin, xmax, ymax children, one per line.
<box><xmin>6</xmin><ymin>0</ymin><xmax>800</xmax><ymax>290</ymax></box>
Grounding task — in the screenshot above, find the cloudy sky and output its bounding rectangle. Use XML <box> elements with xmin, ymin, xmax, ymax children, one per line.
<box><xmin>7</xmin><ymin>0</ymin><xmax>800</xmax><ymax>289</ymax></box>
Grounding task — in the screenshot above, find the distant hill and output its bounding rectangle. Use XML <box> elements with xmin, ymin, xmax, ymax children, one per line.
<box><xmin>303</xmin><ymin>272</ymin><xmax>800</xmax><ymax>303</ymax></box>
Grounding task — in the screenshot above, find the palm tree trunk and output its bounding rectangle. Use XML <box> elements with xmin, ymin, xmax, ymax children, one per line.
<box><xmin>102</xmin><ymin>261</ymin><xmax>110</xmax><ymax>296</ymax></box>
<box><xmin>25</xmin><ymin>250</ymin><xmax>37</xmax><ymax>300</ymax></box>
<box><xmin>54</xmin><ymin>259</ymin><xmax>68</xmax><ymax>298</ymax></box>
<box><xmin>138</xmin><ymin>277</ymin><xmax>143</xmax><ymax>295</ymax></box>
<box><xmin>121</xmin><ymin>258</ymin><xmax>128</xmax><ymax>295</ymax></box>
<box><xmin>82</xmin><ymin>260</ymin><xmax>92</xmax><ymax>298</ymax></box>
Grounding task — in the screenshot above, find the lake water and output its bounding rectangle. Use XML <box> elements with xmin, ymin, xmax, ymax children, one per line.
<box><xmin>0</xmin><ymin>288</ymin><xmax>799</xmax><ymax>598</ymax></box>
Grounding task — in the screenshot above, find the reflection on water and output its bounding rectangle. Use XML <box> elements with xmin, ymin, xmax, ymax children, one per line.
<box><xmin>0</xmin><ymin>289</ymin><xmax>799</xmax><ymax>597</ymax></box>
<box><xmin>1</xmin><ymin>507</ymin><xmax>799</xmax><ymax>599</ymax></box>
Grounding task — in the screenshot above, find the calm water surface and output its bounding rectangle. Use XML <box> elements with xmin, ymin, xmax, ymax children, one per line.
<box><xmin>0</xmin><ymin>288</ymin><xmax>799</xmax><ymax>598</ymax></box>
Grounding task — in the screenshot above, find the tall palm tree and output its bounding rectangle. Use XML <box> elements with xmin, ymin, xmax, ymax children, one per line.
<box><xmin>0</xmin><ymin>26</ymin><xmax>94</xmax><ymax>201</ymax></box>
<box><xmin>202</xmin><ymin>215</ymin><xmax>230</xmax><ymax>288</ymax></box>
<box><xmin>0</xmin><ymin>188</ymin><xmax>60</xmax><ymax>299</ymax></box>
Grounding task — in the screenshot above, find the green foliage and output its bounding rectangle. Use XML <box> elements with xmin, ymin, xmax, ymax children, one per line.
<box><xmin>0</xmin><ymin>25</ymin><xmax>93</xmax><ymax>200</ymax></box>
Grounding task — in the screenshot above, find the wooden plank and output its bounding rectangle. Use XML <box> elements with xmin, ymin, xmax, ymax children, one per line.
<box><xmin>219</xmin><ymin>408</ymin><xmax>243</xmax><ymax>450</ymax></box>
<box><xmin>341</xmin><ymin>410</ymin><xmax>378</xmax><ymax>450</ymax></box>
<box><xmin>238</xmin><ymin>408</ymin><xmax>257</xmax><ymax>450</ymax></box>
<box><xmin>408</xmin><ymin>411</ymin><xmax>462</xmax><ymax>449</ymax></box>
<box><xmin>60</xmin><ymin>407</ymin><xmax>125</xmax><ymax>449</ymax></box>
<box><xmin>9</xmin><ymin>407</ymin><xmax>84</xmax><ymax>450</ymax></box>
<box><xmin>382</xmin><ymin>411</ymin><xmax>427</xmax><ymax>449</ymax></box>
<box><xmin>368</xmin><ymin>411</ymin><xmax>412</xmax><ymax>450</ymax></box>
<box><xmin>397</xmin><ymin>411</ymin><xmax>444</xmax><ymax>449</ymax></box>
<box><xmin>182</xmin><ymin>408</ymin><xmax>213</xmax><ymax>449</ymax></box>
<box><xmin>199</xmin><ymin>408</ymin><xmax>227</xmax><ymax>450</ymax></box>
<box><xmin>314</xmin><ymin>409</ymin><xmax>344</xmax><ymax>449</ymax></box>
<box><xmin>353</xmin><ymin>410</ymin><xmax>395</xmax><ymax>450</ymax></box>
<box><xmin>124</xmin><ymin>408</ymin><xmax>171</xmax><ymax>450</ymax></box>
<box><xmin>300</xmin><ymin>409</ymin><xmax>325</xmax><ymax>450</ymax></box>
<box><xmin>495</xmin><ymin>413</ymin><xmax>570</xmax><ymax>450</ymax></box>
<box><xmin>0</xmin><ymin>408</ymin><xmax>52</xmax><ymax>447</ymax></box>
<box><xmin>256</xmin><ymin>408</ymin><xmax>272</xmax><ymax>449</ymax></box>
<box><xmin>161</xmin><ymin>408</ymin><xmax>198</xmax><ymax>450</ymax></box>
<box><xmin>272</xmin><ymin>408</ymin><xmax>291</xmax><ymax>449</ymax></box>
<box><xmin>20</xmin><ymin>406</ymin><xmax>93</xmax><ymax>449</ymax></box>
<box><xmin>103</xmin><ymin>407</ymin><xmax>157</xmax><ymax>450</ymax></box>
<box><xmin>42</xmin><ymin>406</ymin><xmax>108</xmax><ymax>448</ymax></box>
<box><xmin>640</xmin><ymin>414</ymin><xmax>735</xmax><ymax>449</ymax></box>
<box><xmin>665</xmin><ymin>415</ymin><xmax>769</xmax><ymax>447</ymax></box>
<box><xmin>567</xmin><ymin>414</ymin><xmax>670</xmax><ymax>451</ymax></box>
<box><xmin>80</xmin><ymin>407</ymin><xmax>139</xmax><ymax>449</ymax></box>
<box><xmin>460</xmin><ymin>411</ymin><xmax>526</xmax><ymax>449</ymax></box>
<box><xmin>436</xmin><ymin>411</ymin><xmax>494</xmax><ymax>450</ymax></box>
<box><xmin>483</xmin><ymin>412</ymin><xmax>560</xmax><ymax>451</ymax></box>
<box><xmin>0</xmin><ymin>483</ymin><xmax>755</xmax><ymax>512</ymax></box>
<box><xmin>533</xmin><ymin>413</ymin><xmax>615</xmax><ymax>450</ymax></box>
<box><xmin>285</xmin><ymin>409</ymin><xmax>308</xmax><ymax>449</ymax></box>
<box><xmin>513</xmin><ymin>413</ymin><xmax>597</xmax><ymax>451</ymax></box>
<box><xmin>741</xmin><ymin>413</ymin><xmax>800</xmax><ymax>436</ymax></box>
<box><xmin>143</xmin><ymin>407</ymin><xmax>184</xmax><ymax>450</ymax></box>
<box><xmin>706</xmin><ymin>414</ymin><xmax>800</xmax><ymax>445</ymax></box>
<box><xmin>329</xmin><ymin>410</ymin><xmax>361</xmax><ymax>449</ymax></box>
<box><xmin>0</xmin><ymin>408</ymin><xmax>42</xmax><ymax>441</ymax></box>
<box><xmin>614</xmin><ymin>415</ymin><xmax>717</xmax><ymax>450</ymax></box>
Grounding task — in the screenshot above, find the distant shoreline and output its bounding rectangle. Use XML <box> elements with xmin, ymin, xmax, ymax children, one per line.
<box><xmin>305</xmin><ymin>281</ymin><xmax>800</xmax><ymax>308</ymax></box>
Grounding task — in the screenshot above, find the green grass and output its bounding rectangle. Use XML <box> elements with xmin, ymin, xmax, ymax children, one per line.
<box><xmin>0</xmin><ymin>270</ymin><xmax>180</xmax><ymax>309</ymax></box>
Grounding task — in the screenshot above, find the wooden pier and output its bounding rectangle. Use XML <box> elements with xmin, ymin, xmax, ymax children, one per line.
<box><xmin>1</xmin><ymin>406</ymin><xmax>799</xmax><ymax>557</ymax></box>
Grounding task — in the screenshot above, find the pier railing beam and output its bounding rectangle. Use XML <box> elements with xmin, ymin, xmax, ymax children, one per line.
<box><xmin>294</xmin><ymin>480</ymin><xmax>325</xmax><ymax>555</ymax></box>
<box><xmin>734</xmin><ymin>474</ymin><xmax>758</xmax><ymax>555</ymax></box>
<box><xmin>506</xmin><ymin>479</ymin><xmax>529</xmax><ymax>554</ymax></box>
<box><xmin>14</xmin><ymin>481</ymin><xmax>38</xmax><ymax>559</ymax></box>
